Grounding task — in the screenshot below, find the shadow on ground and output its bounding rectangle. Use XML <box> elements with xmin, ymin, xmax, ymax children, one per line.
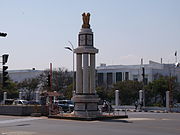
<box><xmin>100</xmin><ymin>119</ymin><xmax>132</xmax><ymax>123</ymax></box>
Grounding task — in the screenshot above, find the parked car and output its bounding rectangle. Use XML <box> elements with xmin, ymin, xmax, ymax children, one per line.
<box><xmin>58</xmin><ymin>100</ymin><xmax>74</xmax><ymax>112</ymax></box>
<box><xmin>13</xmin><ymin>100</ymin><xmax>28</xmax><ymax>105</ymax></box>
<box><xmin>4</xmin><ymin>99</ymin><xmax>14</xmax><ymax>105</ymax></box>
<box><xmin>174</xmin><ymin>103</ymin><xmax>180</xmax><ymax>108</ymax></box>
<box><xmin>27</xmin><ymin>100</ymin><xmax>40</xmax><ymax>105</ymax></box>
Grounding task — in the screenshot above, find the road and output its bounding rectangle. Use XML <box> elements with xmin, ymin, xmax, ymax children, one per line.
<box><xmin>0</xmin><ymin>112</ymin><xmax>180</xmax><ymax>135</ymax></box>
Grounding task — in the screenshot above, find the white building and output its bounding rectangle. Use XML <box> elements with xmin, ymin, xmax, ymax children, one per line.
<box><xmin>8</xmin><ymin>69</ymin><xmax>43</xmax><ymax>83</ymax></box>
<box><xmin>96</xmin><ymin>61</ymin><xmax>180</xmax><ymax>86</ymax></box>
<box><xmin>7</xmin><ymin>61</ymin><xmax>180</xmax><ymax>87</ymax></box>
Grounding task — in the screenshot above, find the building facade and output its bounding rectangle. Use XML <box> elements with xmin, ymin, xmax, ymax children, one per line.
<box><xmin>8</xmin><ymin>69</ymin><xmax>43</xmax><ymax>83</ymax></box>
<box><xmin>96</xmin><ymin>61</ymin><xmax>180</xmax><ymax>87</ymax></box>
<box><xmin>6</xmin><ymin>61</ymin><xmax>180</xmax><ymax>88</ymax></box>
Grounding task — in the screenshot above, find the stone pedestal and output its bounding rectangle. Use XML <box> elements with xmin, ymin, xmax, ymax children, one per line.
<box><xmin>72</xmin><ymin>95</ymin><xmax>100</xmax><ymax>118</ymax></box>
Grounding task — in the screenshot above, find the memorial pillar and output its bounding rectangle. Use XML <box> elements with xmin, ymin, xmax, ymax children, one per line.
<box><xmin>72</xmin><ymin>12</ymin><xmax>100</xmax><ymax>118</ymax></box>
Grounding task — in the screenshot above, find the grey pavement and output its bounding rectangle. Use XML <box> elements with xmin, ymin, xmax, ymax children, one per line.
<box><xmin>0</xmin><ymin>112</ymin><xmax>180</xmax><ymax>135</ymax></box>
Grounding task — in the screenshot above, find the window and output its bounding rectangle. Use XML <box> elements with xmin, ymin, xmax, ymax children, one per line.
<box><xmin>97</xmin><ymin>73</ymin><xmax>103</xmax><ymax>86</ymax></box>
<box><xmin>116</xmin><ymin>72</ymin><xmax>122</xmax><ymax>82</ymax></box>
<box><xmin>107</xmin><ymin>72</ymin><xmax>113</xmax><ymax>85</ymax></box>
<box><xmin>125</xmin><ymin>72</ymin><xmax>129</xmax><ymax>81</ymax></box>
<box><xmin>133</xmin><ymin>75</ymin><xmax>138</xmax><ymax>81</ymax></box>
<box><xmin>144</xmin><ymin>76</ymin><xmax>148</xmax><ymax>85</ymax></box>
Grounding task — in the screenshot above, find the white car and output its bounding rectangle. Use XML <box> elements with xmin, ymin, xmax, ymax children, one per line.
<box><xmin>13</xmin><ymin>100</ymin><xmax>28</xmax><ymax>105</ymax></box>
<box><xmin>174</xmin><ymin>103</ymin><xmax>180</xmax><ymax>108</ymax></box>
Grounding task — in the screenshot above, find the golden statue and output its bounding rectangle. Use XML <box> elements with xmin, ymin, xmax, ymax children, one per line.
<box><xmin>82</xmin><ymin>12</ymin><xmax>90</xmax><ymax>28</ymax></box>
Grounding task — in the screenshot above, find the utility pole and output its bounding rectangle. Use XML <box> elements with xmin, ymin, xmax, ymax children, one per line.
<box><xmin>50</xmin><ymin>63</ymin><xmax>52</xmax><ymax>90</ymax></box>
<box><xmin>0</xmin><ymin>32</ymin><xmax>8</xmax><ymax>87</ymax></box>
<box><xmin>169</xmin><ymin>76</ymin><xmax>173</xmax><ymax>111</ymax></box>
<box><xmin>142</xmin><ymin>66</ymin><xmax>145</xmax><ymax>107</ymax></box>
<box><xmin>175</xmin><ymin>51</ymin><xmax>177</xmax><ymax>63</ymax></box>
<box><xmin>140</xmin><ymin>58</ymin><xmax>145</xmax><ymax>107</ymax></box>
<box><xmin>1</xmin><ymin>54</ymin><xmax>9</xmax><ymax>88</ymax></box>
<box><xmin>168</xmin><ymin>65</ymin><xmax>174</xmax><ymax>111</ymax></box>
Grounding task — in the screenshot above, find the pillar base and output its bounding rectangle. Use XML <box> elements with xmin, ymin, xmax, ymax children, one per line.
<box><xmin>72</xmin><ymin>94</ymin><xmax>101</xmax><ymax>118</ymax></box>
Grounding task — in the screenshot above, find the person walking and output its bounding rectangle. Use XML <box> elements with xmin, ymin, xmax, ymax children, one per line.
<box><xmin>135</xmin><ymin>101</ymin><xmax>138</xmax><ymax>110</ymax></box>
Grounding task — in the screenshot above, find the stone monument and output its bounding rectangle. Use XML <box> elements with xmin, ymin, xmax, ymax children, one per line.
<box><xmin>72</xmin><ymin>13</ymin><xmax>100</xmax><ymax>118</ymax></box>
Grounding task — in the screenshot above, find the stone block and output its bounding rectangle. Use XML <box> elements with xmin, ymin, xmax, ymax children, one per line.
<box><xmin>75</xmin><ymin>103</ymin><xmax>85</xmax><ymax>111</ymax></box>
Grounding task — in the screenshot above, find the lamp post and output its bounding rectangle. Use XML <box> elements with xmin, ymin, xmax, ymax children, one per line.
<box><xmin>65</xmin><ymin>41</ymin><xmax>75</xmax><ymax>96</ymax></box>
<box><xmin>141</xmin><ymin>66</ymin><xmax>145</xmax><ymax>107</ymax></box>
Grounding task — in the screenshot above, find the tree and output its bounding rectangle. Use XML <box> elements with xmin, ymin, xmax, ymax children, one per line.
<box><xmin>17</xmin><ymin>78</ymin><xmax>40</xmax><ymax>100</ymax></box>
<box><xmin>145</xmin><ymin>76</ymin><xmax>178</xmax><ymax>106</ymax></box>
<box><xmin>173</xmin><ymin>82</ymin><xmax>180</xmax><ymax>103</ymax></box>
<box><xmin>52</xmin><ymin>68</ymin><xmax>72</xmax><ymax>92</ymax></box>
<box><xmin>0</xmin><ymin>79</ymin><xmax>19</xmax><ymax>101</ymax></box>
<box><xmin>63</xmin><ymin>84</ymin><xmax>73</xmax><ymax>99</ymax></box>
<box><xmin>113</xmin><ymin>80</ymin><xmax>143</xmax><ymax>105</ymax></box>
<box><xmin>42</xmin><ymin>68</ymin><xmax>73</xmax><ymax>99</ymax></box>
<box><xmin>96</xmin><ymin>80</ymin><xmax>142</xmax><ymax>105</ymax></box>
<box><xmin>96</xmin><ymin>86</ymin><xmax>110</xmax><ymax>101</ymax></box>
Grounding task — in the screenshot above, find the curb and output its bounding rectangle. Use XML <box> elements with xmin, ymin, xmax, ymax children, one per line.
<box><xmin>48</xmin><ymin>115</ymin><xmax>128</xmax><ymax>121</ymax></box>
<box><xmin>31</xmin><ymin>113</ymin><xmax>42</xmax><ymax>117</ymax></box>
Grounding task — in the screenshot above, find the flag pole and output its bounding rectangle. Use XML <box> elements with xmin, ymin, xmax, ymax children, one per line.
<box><xmin>175</xmin><ymin>51</ymin><xmax>177</xmax><ymax>63</ymax></box>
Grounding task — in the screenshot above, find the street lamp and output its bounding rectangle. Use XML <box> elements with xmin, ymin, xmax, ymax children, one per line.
<box><xmin>65</xmin><ymin>41</ymin><xmax>75</xmax><ymax>96</ymax></box>
<box><xmin>141</xmin><ymin>65</ymin><xmax>145</xmax><ymax>107</ymax></box>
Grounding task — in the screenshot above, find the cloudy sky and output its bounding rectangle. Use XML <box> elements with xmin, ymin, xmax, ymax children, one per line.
<box><xmin>0</xmin><ymin>0</ymin><xmax>180</xmax><ymax>70</ymax></box>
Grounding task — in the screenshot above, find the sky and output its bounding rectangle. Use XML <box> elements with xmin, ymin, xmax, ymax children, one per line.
<box><xmin>0</xmin><ymin>0</ymin><xmax>180</xmax><ymax>71</ymax></box>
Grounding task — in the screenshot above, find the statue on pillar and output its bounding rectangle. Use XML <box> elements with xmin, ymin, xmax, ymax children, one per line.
<box><xmin>82</xmin><ymin>12</ymin><xmax>90</xmax><ymax>28</ymax></box>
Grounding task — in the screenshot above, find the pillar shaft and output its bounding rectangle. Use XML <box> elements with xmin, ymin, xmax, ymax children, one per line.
<box><xmin>166</xmin><ymin>91</ymin><xmax>170</xmax><ymax>109</ymax></box>
<box><xmin>76</xmin><ymin>54</ymin><xmax>83</xmax><ymax>93</ymax></box>
<box><xmin>83</xmin><ymin>53</ymin><xmax>89</xmax><ymax>93</ymax></box>
<box><xmin>35</xmin><ymin>91</ymin><xmax>39</xmax><ymax>102</ymax></box>
<box><xmin>139</xmin><ymin>90</ymin><xmax>143</xmax><ymax>103</ymax></box>
<box><xmin>3</xmin><ymin>92</ymin><xmax>7</xmax><ymax>101</ymax></box>
<box><xmin>115</xmin><ymin>90</ymin><xmax>119</xmax><ymax>106</ymax></box>
<box><xmin>90</xmin><ymin>54</ymin><xmax>95</xmax><ymax>93</ymax></box>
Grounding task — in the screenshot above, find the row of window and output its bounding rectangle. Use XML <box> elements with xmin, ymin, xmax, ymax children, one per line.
<box><xmin>97</xmin><ymin>72</ymin><xmax>148</xmax><ymax>86</ymax></box>
<box><xmin>97</xmin><ymin>72</ymin><xmax>129</xmax><ymax>86</ymax></box>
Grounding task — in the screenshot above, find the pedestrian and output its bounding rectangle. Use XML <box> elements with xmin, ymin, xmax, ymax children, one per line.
<box><xmin>102</xmin><ymin>100</ymin><xmax>108</xmax><ymax>112</ymax></box>
<box><xmin>139</xmin><ymin>101</ymin><xmax>143</xmax><ymax>110</ymax></box>
<box><xmin>135</xmin><ymin>101</ymin><xmax>138</xmax><ymax>110</ymax></box>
